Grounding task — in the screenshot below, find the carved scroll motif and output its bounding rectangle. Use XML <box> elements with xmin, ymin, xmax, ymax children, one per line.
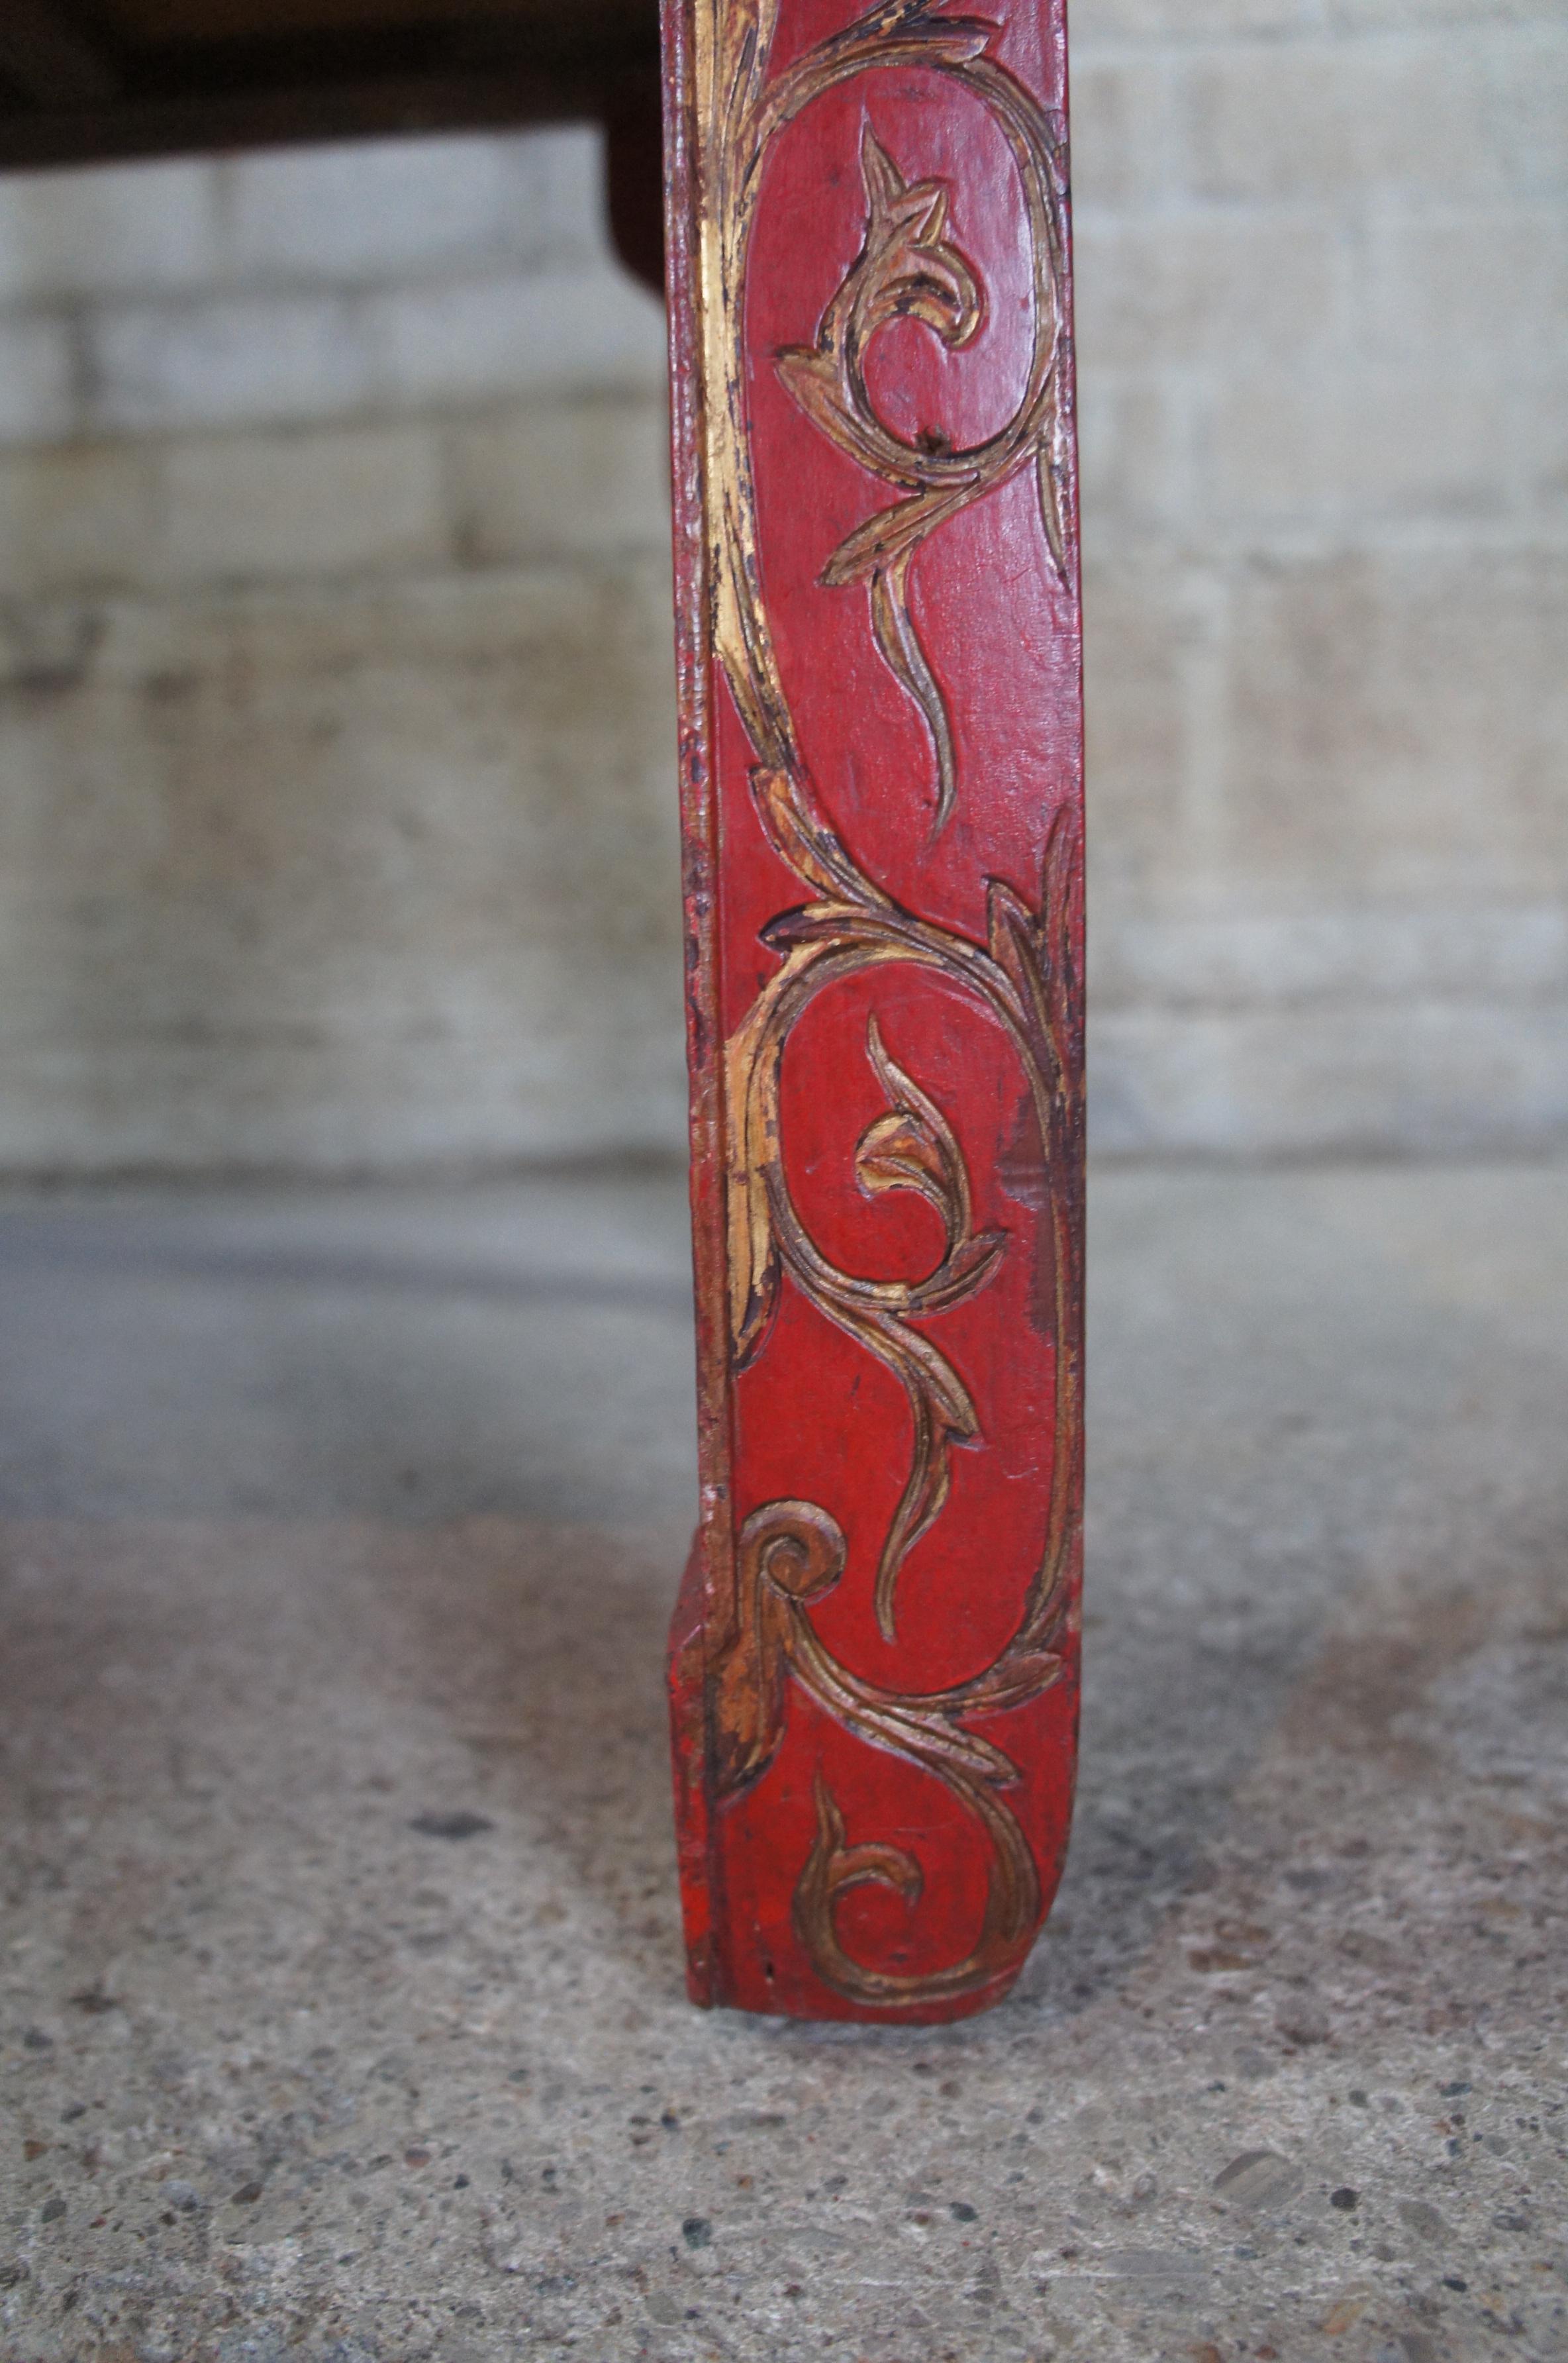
<box><xmin>697</xmin><ymin>0</ymin><xmax>1083</xmax><ymax>2009</ymax></box>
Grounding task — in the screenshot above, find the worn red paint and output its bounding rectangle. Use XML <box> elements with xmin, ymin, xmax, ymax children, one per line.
<box><xmin>665</xmin><ymin>0</ymin><xmax>1084</xmax><ymax>2023</ymax></box>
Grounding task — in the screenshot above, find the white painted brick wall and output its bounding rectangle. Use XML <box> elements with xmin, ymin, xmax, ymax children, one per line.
<box><xmin>358</xmin><ymin>268</ymin><xmax>664</xmax><ymax>409</ymax></box>
<box><xmin>222</xmin><ymin>138</ymin><xmax>534</xmax><ymax>285</ymax></box>
<box><xmin>0</xmin><ymin>312</ymin><xmax>74</xmax><ymax>444</ymax></box>
<box><xmin>0</xmin><ymin>7</ymin><xmax>1560</xmax><ymax>1173</ymax></box>
<box><xmin>1071</xmin><ymin>0</ymin><xmax>1568</xmax><ymax>1155</ymax></box>
<box><xmin>0</xmin><ymin>158</ymin><xmax>220</xmax><ymax>304</ymax></box>
<box><xmin>87</xmin><ymin>291</ymin><xmax>375</xmax><ymax>434</ymax></box>
<box><xmin>160</xmin><ymin>423</ymin><xmax>450</xmax><ymax>581</ymax></box>
<box><xmin>0</xmin><ymin>121</ymin><xmax>682</xmax><ymax>1175</ymax></box>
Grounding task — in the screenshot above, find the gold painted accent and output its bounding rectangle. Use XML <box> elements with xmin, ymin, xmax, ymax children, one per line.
<box><xmin>711</xmin><ymin>1499</ymin><xmax>848</xmax><ymax>1798</ymax></box>
<box><xmin>778</xmin><ymin>125</ymin><xmax>981</xmax><ymax>827</ymax></box>
<box><xmin>695</xmin><ymin>0</ymin><xmax>1082</xmax><ymax>2009</ymax></box>
<box><xmin>703</xmin><ymin>0</ymin><xmax>1071</xmax><ymax>833</ymax></box>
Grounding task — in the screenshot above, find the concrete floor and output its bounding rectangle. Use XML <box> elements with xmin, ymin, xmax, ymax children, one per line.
<box><xmin>0</xmin><ymin>1161</ymin><xmax>1564</xmax><ymax>2362</ymax></box>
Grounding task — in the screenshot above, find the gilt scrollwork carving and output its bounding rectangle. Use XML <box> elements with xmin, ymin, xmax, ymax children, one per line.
<box><xmin>697</xmin><ymin>0</ymin><xmax>1083</xmax><ymax>2008</ymax></box>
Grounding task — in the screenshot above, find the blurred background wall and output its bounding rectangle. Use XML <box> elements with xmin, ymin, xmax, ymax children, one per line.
<box><xmin>1075</xmin><ymin>0</ymin><xmax>1566</xmax><ymax>1156</ymax></box>
<box><xmin>0</xmin><ymin>128</ymin><xmax>681</xmax><ymax>1174</ymax></box>
<box><xmin>0</xmin><ymin>0</ymin><xmax>1561</xmax><ymax>1178</ymax></box>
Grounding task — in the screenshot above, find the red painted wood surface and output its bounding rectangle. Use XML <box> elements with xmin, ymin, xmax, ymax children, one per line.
<box><xmin>664</xmin><ymin>0</ymin><xmax>1083</xmax><ymax>2023</ymax></box>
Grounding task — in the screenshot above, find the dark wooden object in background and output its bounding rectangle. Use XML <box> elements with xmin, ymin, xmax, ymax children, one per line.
<box><xmin>0</xmin><ymin>0</ymin><xmax>667</xmax><ymax>293</ymax></box>
<box><xmin>665</xmin><ymin>0</ymin><xmax>1085</xmax><ymax>2022</ymax></box>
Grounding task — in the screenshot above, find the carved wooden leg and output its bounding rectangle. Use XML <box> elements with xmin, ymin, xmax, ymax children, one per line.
<box><xmin>664</xmin><ymin>0</ymin><xmax>1084</xmax><ymax>2024</ymax></box>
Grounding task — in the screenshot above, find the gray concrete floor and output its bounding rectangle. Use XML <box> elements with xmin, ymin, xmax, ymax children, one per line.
<box><xmin>0</xmin><ymin>1161</ymin><xmax>1564</xmax><ymax>2363</ymax></box>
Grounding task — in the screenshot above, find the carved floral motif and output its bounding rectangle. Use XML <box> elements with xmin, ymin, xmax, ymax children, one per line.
<box><xmin>696</xmin><ymin>0</ymin><xmax>1083</xmax><ymax>2008</ymax></box>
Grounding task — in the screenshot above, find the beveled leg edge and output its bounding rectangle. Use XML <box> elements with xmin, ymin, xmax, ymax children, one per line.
<box><xmin>667</xmin><ymin>1527</ymin><xmax>720</xmax><ymax>2008</ymax></box>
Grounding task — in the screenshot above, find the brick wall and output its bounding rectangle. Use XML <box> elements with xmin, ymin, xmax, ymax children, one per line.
<box><xmin>0</xmin><ymin>130</ymin><xmax>680</xmax><ymax>1174</ymax></box>
<box><xmin>1073</xmin><ymin>0</ymin><xmax>1568</xmax><ymax>1153</ymax></box>
<box><xmin>0</xmin><ymin>0</ymin><xmax>1562</xmax><ymax>1173</ymax></box>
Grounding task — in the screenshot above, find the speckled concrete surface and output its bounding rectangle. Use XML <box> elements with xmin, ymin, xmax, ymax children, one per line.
<box><xmin>1</xmin><ymin>1164</ymin><xmax>1564</xmax><ymax>2362</ymax></box>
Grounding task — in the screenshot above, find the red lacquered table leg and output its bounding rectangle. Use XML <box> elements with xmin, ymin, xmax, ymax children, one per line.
<box><xmin>664</xmin><ymin>0</ymin><xmax>1084</xmax><ymax>2024</ymax></box>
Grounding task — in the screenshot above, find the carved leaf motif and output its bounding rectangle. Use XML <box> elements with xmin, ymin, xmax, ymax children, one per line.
<box><xmin>775</xmin><ymin>126</ymin><xmax>982</xmax><ymax>464</ymax></box>
<box><xmin>751</xmin><ymin>765</ymin><xmax>888</xmax><ymax>912</ymax></box>
<box><xmin>775</xmin><ymin>126</ymin><xmax>986</xmax><ymax>832</ymax></box>
<box><xmin>985</xmin><ymin>803</ymin><xmax>1085</xmax><ymax>1099</ymax></box>
<box><xmin>850</xmin><ymin>1020</ymin><xmax>1005</xmax><ymax>1638</ymax></box>
<box><xmin>792</xmin><ymin>1764</ymin><xmax>1042</xmax><ymax>2010</ymax></box>
<box><xmin>856</xmin><ymin>1015</ymin><xmax>1007</xmax><ymax>1309</ymax></box>
<box><xmin>1038</xmin><ymin>434</ymin><xmax>1070</xmax><ymax>582</ymax></box>
<box><xmin>818</xmin><ymin>479</ymin><xmax>977</xmax><ymax>585</ymax></box>
<box><xmin>699</xmin><ymin>0</ymin><xmax>1081</xmax><ymax>2011</ymax></box>
<box><xmin>856</xmin><ymin>1014</ymin><xmax>967</xmax><ymax>1239</ymax></box>
<box><xmin>712</xmin><ymin>1502</ymin><xmax>848</xmax><ymax>1799</ymax></box>
<box><xmin>856</xmin><ymin>1107</ymin><xmax>948</xmax><ymax>1210</ymax></box>
<box><xmin>846</xmin><ymin>123</ymin><xmax>983</xmax><ymax>353</ymax></box>
<box><xmin>812</xmin><ymin>1776</ymin><xmax>923</xmax><ymax>1904</ymax></box>
<box><xmin>868</xmin><ymin>556</ymin><xmax>959</xmax><ymax>833</ymax></box>
<box><xmin>716</xmin><ymin>0</ymin><xmax>1071</xmax><ymax>856</ymax></box>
